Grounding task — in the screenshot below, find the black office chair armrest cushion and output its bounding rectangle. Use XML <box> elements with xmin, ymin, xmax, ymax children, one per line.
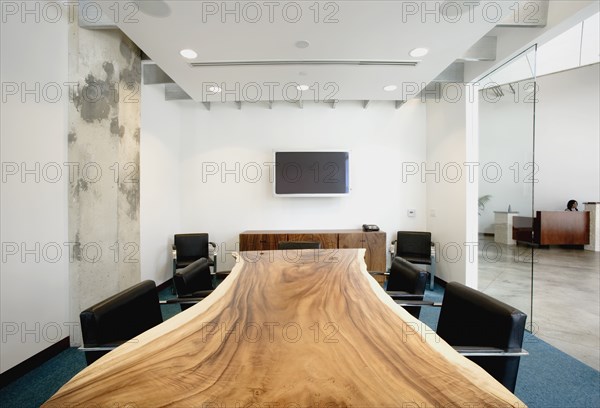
<box><xmin>395</xmin><ymin>300</ymin><xmax>439</xmax><ymax>306</ymax></box>
<box><xmin>214</xmin><ymin>271</ymin><xmax>230</xmax><ymax>276</ymax></box>
<box><xmin>79</xmin><ymin>280</ymin><xmax>163</xmax><ymax>347</ymax></box>
<box><xmin>386</xmin><ymin>291</ymin><xmax>423</xmax><ymax>300</ymax></box>
<box><xmin>368</xmin><ymin>271</ymin><xmax>389</xmax><ymax>276</ymax></box>
<box><xmin>452</xmin><ymin>346</ymin><xmax>529</xmax><ymax>356</ymax></box>
<box><xmin>174</xmin><ymin>258</ymin><xmax>213</xmax><ymax>295</ymax></box>
<box><xmin>186</xmin><ymin>290</ymin><xmax>214</xmax><ymax>298</ymax></box>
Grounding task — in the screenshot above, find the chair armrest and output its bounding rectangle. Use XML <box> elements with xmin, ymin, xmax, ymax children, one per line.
<box><xmin>394</xmin><ymin>300</ymin><xmax>442</xmax><ymax>307</ymax></box>
<box><xmin>172</xmin><ymin>244</ymin><xmax>177</xmax><ymax>260</ymax></box>
<box><xmin>209</xmin><ymin>241</ymin><xmax>218</xmax><ymax>257</ymax></box>
<box><xmin>369</xmin><ymin>271</ymin><xmax>389</xmax><ymax>276</ymax></box>
<box><xmin>78</xmin><ymin>340</ymin><xmax>134</xmax><ymax>352</ymax></box>
<box><xmin>214</xmin><ymin>271</ymin><xmax>230</xmax><ymax>277</ymax></box>
<box><xmin>188</xmin><ymin>290</ymin><xmax>213</xmax><ymax>297</ymax></box>
<box><xmin>386</xmin><ymin>291</ymin><xmax>423</xmax><ymax>300</ymax></box>
<box><xmin>453</xmin><ymin>346</ymin><xmax>529</xmax><ymax>357</ymax></box>
<box><xmin>159</xmin><ymin>296</ymin><xmax>208</xmax><ymax>305</ymax></box>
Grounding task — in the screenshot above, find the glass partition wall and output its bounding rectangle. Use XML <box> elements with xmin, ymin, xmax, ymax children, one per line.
<box><xmin>478</xmin><ymin>14</ymin><xmax>599</xmax><ymax>371</ymax></box>
<box><xmin>477</xmin><ymin>45</ymin><xmax>537</xmax><ymax>331</ymax></box>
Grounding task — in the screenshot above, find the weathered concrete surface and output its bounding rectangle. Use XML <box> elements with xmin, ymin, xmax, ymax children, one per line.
<box><xmin>67</xmin><ymin>15</ymin><xmax>141</xmax><ymax>338</ymax></box>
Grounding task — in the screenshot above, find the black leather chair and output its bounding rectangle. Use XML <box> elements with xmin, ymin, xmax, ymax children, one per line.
<box><xmin>436</xmin><ymin>282</ymin><xmax>527</xmax><ymax>392</ymax></box>
<box><xmin>385</xmin><ymin>257</ymin><xmax>427</xmax><ymax>318</ymax></box>
<box><xmin>277</xmin><ymin>241</ymin><xmax>321</xmax><ymax>250</ymax></box>
<box><xmin>173</xmin><ymin>233</ymin><xmax>217</xmax><ymax>294</ymax></box>
<box><xmin>173</xmin><ymin>258</ymin><xmax>216</xmax><ymax>311</ymax></box>
<box><xmin>393</xmin><ymin>231</ymin><xmax>435</xmax><ymax>289</ymax></box>
<box><xmin>79</xmin><ymin>280</ymin><xmax>163</xmax><ymax>365</ymax></box>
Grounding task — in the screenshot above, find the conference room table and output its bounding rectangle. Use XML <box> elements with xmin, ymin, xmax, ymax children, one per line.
<box><xmin>44</xmin><ymin>249</ymin><xmax>525</xmax><ymax>407</ymax></box>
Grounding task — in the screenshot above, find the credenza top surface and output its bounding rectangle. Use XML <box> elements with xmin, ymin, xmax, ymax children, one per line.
<box><xmin>240</xmin><ymin>229</ymin><xmax>384</xmax><ymax>234</ymax></box>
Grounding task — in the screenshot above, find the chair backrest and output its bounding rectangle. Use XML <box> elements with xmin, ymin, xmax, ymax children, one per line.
<box><xmin>436</xmin><ymin>282</ymin><xmax>527</xmax><ymax>392</ymax></box>
<box><xmin>387</xmin><ymin>257</ymin><xmax>427</xmax><ymax>318</ymax></box>
<box><xmin>174</xmin><ymin>258</ymin><xmax>213</xmax><ymax>296</ymax></box>
<box><xmin>387</xmin><ymin>257</ymin><xmax>427</xmax><ymax>294</ymax></box>
<box><xmin>79</xmin><ymin>280</ymin><xmax>163</xmax><ymax>365</ymax></box>
<box><xmin>174</xmin><ymin>233</ymin><xmax>209</xmax><ymax>262</ymax></box>
<box><xmin>395</xmin><ymin>231</ymin><xmax>431</xmax><ymax>258</ymax></box>
<box><xmin>277</xmin><ymin>241</ymin><xmax>322</xmax><ymax>250</ymax></box>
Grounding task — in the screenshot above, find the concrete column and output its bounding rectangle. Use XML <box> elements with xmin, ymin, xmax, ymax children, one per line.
<box><xmin>67</xmin><ymin>17</ymin><xmax>141</xmax><ymax>334</ymax></box>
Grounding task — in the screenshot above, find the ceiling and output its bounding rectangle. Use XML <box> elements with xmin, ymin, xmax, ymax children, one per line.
<box><xmin>91</xmin><ymin>1</ymin><xmax>554</xmax><ymax>103</ymax></box>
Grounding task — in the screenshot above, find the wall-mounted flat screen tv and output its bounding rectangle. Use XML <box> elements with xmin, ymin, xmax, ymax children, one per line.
<box><xmin>274</xmin><ymin>151</ymin><xmax>350</xmax><ymax>196</ymax></box>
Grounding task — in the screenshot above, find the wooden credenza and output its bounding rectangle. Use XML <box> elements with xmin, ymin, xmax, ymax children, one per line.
<box><xmin>239</xmin><ymin>229</ymin><xmax>386</xmax><ymax>272</ymax></box>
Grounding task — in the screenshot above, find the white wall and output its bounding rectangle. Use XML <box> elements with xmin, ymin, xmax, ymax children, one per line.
<box><xmin>479</xmin><ymin>81</ymin><xmax>535</xmax><ymax>233</ymax></box>
<box><xmin>535</xmin><ymin>63</ymin><xmax>600</xmax><ymax>209</ymax></box>
<box><xmin>0</xmin><ymin>12</ymin><xmax>69</xmax><ymax>372</ymax></box>
<box><xmin>426</xmin><ymin>85</ymin><xmax>478</xmax><ymax>286</ymax></box>
<box><xmin>479</xmin><ymin>63</ymin><xmax>600</xmax><ymax>233</ymax></box>
<box><xmin>141</xmin><ymin>98</ymin><xmax>428</xmax><ymax>274</ymax></box>
<box><xmin>140</xmin><ymin>80</ymin><xmax>183</xmax><ymax>284</ymax></box>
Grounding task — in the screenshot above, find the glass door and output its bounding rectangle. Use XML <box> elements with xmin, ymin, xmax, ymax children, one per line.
<box><xmin>477</xmin><ymin>45</ymin><xmax>537</xmax><ymax>329</ymax></box>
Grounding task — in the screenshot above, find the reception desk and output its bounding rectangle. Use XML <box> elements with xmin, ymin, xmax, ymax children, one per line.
<box><xmin>44</xmin><ymin>249</ymin><xmax>524</xmax><ymax>407</ymax></box>
<box><xmin>513</xmin><ymin>211</ymin><xmax>590</xmax><ymax>246</ymax></box>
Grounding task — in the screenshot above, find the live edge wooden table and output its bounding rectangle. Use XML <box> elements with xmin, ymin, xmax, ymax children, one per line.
<box><xmin>44</xmin><ymin>249</ymin><xmax>525</xmax><ymax>408</ymax></box>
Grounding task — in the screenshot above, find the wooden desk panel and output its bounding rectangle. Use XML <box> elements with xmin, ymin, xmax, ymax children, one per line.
<box><xmin>287</xmin><ymin>233</ymin><xmax>338</xmax><ymax>249</ymax></box>
<box><xmin>513</xmin><ymin>211</ymin><xmax>590</xmax><ymax>246</ymax></box>
<box><xmin>44</xmin><ymin>249</ymin><xmax>524</xmax><ymax>407</ymax></box>
<box><xmin>538</xmin><ymin>211</ymin><xmax>589</xmax><ymax>245</ymax></box>
<box><xmin>240</xmin><ymin>229</ymin><xmax>386</xmax><ymax>272</ymax></box>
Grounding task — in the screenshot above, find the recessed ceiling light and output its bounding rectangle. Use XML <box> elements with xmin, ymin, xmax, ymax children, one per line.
<box><xmin>296</xmin><ymin>40</ymin><xmax>310</xmax><ymax>49</ymax></box>
<box><xmin>409</xmin><ymin>48</ymin><xmax>429</xmax><ymax>58</ymax></box>
<box><xmin>180</xmin><ymin>49</ymin><xmax>198</xmax><ymax>59</ymax></box>
<box><xmin>383</xmin><ymin>85</ymin><xmax>397</xmax><ymax>92</ymax></box>
<box><xmin>208</xmin><ymin>86</ymin><xmax>221</xmax><ymax>93</ymax></box>
<box><xmin>297</xmin><ymin>84</ymin><xmax>309</xmax><ymax>91</ymax></box>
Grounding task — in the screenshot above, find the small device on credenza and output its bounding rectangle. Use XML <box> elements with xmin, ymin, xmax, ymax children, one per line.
<box><xmin>362</xmin><ymin>224</ymin><xmax>380</xmax><ymax>232</ymax></box>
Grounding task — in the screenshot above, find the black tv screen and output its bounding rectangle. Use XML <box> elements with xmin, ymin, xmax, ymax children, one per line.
<box><xmin>274</xmin><ymin>151</ymin><xmax>350</xmax><ymax>196</ymax></box>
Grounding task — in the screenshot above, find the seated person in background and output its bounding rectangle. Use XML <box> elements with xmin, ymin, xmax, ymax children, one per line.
<box><xmin>565</xmin><ymin>200</ymin><xmax>579</xmax><ymax>211</ymax></box>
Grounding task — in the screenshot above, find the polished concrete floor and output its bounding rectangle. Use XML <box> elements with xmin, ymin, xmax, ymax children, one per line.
<box><xmin>477</xmin><ymin>237</ymin><xmax>600</xmax><ymax>371</ymax></box>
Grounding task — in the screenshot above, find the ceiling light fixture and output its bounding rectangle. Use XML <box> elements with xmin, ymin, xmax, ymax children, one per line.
<box><xmin>383</xmin><ymin>85</ymin><xmax>397</xmax><ymax>92</ymax></box>
<box><xmin>409</xmin><ymin>48</ymin><xmax>429</xmax><ymax>58</ymax></box>
<box><xmin>297</xmin><ymin>84</ymin><xmax>309</xmax><ymax>91</ymax></box>
<box><xmin>180</xmin><ymin>49</ymin><xmax>198</xmax><ymax>59</ymax></box>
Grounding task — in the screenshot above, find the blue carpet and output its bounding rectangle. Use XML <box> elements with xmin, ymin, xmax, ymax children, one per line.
<box><xmin>1</xmin><ymin>284</ymin><xmax>598</xmax><ymax>407</ymax></box>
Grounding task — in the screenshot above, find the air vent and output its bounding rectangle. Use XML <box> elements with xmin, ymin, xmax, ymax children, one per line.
<box><xmin>189</xmin><ymin>60</ymin><xmax>419</xmax><ymax>67</ymax></box>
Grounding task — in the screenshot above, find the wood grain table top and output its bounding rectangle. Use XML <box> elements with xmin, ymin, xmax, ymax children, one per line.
<box><xmin>44</xmin><ymin>249</ymin><xmax>526</xmax><ymax>407</ymax></box>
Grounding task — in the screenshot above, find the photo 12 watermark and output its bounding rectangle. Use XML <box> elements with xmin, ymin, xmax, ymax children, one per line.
<box><xmin>1</xmin><ymin>1</ymin><xmax>140</xmax><ymax>25</ymax></box>
<box><xmin>400</xmin><ymin>1</ymin><xmax>545</xmax><ymax>25</ymax></box>
<box><xmin>200</xmin><ymin>1</ymin><xmax>340</xmax><ymax>24</ymax></box>
<box><xmin>1</xmin><ymin>241</ymin><xmax>140</xmax><ymax>264</ymax></box>
<box><xmin>201</xmin><ymin>81</ymin><xmax>340</xmax><ymax>103</ymax></box>
<box><xmin>2</xmin><ymin>80</ymin><xmax>140</xmax><ymax>105</ymax></box>
<box><xmin>198</xmin><ymin>321</ymin><xmax>339</xmax><ymax>344</ymax></box>
<box><xmin>1</xmin><ymin>161</ymin><xmax>139</xmax><ymax>185</ymax></box>
<box><xmin>401</xmin><ymin>161</ymin><xmax>539</xmax><ymax>184</ymax></box>
<box><xmin>1</xmin><ymin>321</ymin><xmax>81</xmax><ymax>344</ymax></box>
